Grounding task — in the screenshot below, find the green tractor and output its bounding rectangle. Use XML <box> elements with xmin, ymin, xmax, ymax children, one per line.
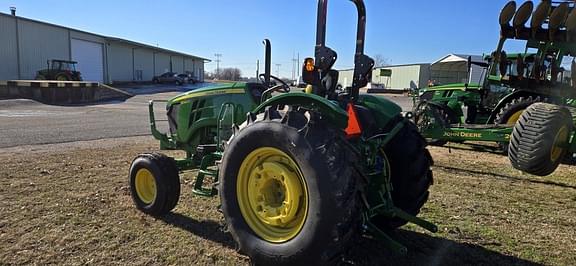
<box><xmin>35</xmin><ymin>59</ymin><xmax>82</xmax><ymax>81</ymax></box>
<box><xmin>412</xmin><ymin>0</ymin><xmax>576</xmax><ymax>170</ymax></box>
<box><xmin>128</xmin><ymin>0</ymin><xmax>436</xmax><ymax>264</ymax></box>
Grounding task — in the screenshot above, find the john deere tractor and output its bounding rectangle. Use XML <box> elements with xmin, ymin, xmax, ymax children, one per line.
<box><xmin>412</xmin><ymin>0</ymin><xmax>576</xmax><ymax>170</ymax></box>
<box><xmin>35</xmin><ymin>59</ymin><xmax>82</xmax><ymax>81</ymax></box>
<box><xmin>129</xmin><ymin>0</ymin><xmax>436</xmax><ymax>264</ymax></box>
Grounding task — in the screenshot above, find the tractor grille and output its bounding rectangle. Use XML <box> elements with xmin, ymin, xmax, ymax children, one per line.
<box><xmin>166</xmin><ymin>99</ymin><xmax>208</xmax><ymax>135</ymax></box>
<box><xmin>167</xmin><ymin>104</ymin><xmax>179</xmax><ymax>135</ymax></box>
<box><xmin>189</xmin><ymin>100</ymin><xmax>207</xmax><ymax>128</ymax></box>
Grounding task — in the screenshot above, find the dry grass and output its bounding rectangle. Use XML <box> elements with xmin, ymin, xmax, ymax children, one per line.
<box><xmin>0</xmin><ymin>137</ymin><xmax>574</xmax><ymax>265</ymax></box>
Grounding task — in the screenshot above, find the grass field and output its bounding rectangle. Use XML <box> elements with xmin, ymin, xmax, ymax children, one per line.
<box><xmin>1</xmin><ymin>137</ymin><xmax>574</xmax><ymax>265</ymax></box>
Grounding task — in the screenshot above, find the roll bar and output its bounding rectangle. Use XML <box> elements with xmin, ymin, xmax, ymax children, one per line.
<box><xmin>314</xmin><ymin>0</ymin><xmax>374</xmax><ymax>102</ymax></box>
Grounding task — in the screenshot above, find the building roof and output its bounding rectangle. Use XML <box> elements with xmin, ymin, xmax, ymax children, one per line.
<box><xmin>431</xmin><ymin>54</ymin><xmax>486</xmax><ymax>71</ymax></box>
<box><xmin>0</xmin><ymin>12</ymin><xmax>211</xmax><ymax>62</ymax></box>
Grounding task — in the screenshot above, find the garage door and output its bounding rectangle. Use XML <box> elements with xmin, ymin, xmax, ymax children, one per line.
<box><xmin>71</xmin><ymin>39</ymin><xmax>104</xmax><ymax>82</ymax></box>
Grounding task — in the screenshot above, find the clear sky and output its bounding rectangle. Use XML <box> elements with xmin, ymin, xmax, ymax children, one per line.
<box><xmin>0</xmin><ymin>0</ymin><xmax>517</xmax><ymax>78</ymax></box>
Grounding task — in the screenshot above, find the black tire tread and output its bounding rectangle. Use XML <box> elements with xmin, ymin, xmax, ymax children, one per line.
<box><xmin>508</xmin><ymin>103</ymin><xmax>573</xmax><ymax>176</ymax></box>
<box><xmin>377</xmin><ymin>119</ymin><xmax>434</xmax><ymax>229</ymax></box>
<box><xmin>220</xmin><ymin>106</ymin><xmax>360</xmax><ymax>265</ymax></box>
<box><xmin>495</xmin><ymin>95</ymin><xmax>545</xmax><ymax>153</ymax></box>
<box><xmin>129</xmin><ymin>152</ymin><xmax>180</xmax><ymax>216</ymax></box>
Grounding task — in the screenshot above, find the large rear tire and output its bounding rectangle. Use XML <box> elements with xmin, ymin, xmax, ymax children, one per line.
<box><xmin>220</xmin><ymin>107</ymin><xmax>360</xmax><ymax>265</ymax></box>
<box><xmin>129</xmin><ymin>153</ymin><xmax>180</xmax><ymax>215</ymax></box>
<box><xmin>508</xmin><ymin>103</ymin><xmax>573</xmax><ymax>176</ymax></box>
<box><xmin>374</xmin><ymin>118</ymin><xmax>434</xmax><ymax>229</ymax></box>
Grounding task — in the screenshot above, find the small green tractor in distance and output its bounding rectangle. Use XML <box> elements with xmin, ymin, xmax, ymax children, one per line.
<box><xmin>128</xmin><ymin>0</ymin><xmax>436</xmax><ymax>264</ymax></box>
<box><xmin>412</xmin><ymin>0</ymin><xmax>576</xmax><ymax>176</ymax></box>
<box><xmin>35</xmin><ymin>59</ymin><xmax>82</xmax><ymax>81</ymax></box>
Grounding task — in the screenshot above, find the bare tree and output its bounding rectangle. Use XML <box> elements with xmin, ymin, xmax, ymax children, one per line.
<box><xmin>373</xmin><ymin>54</ymin><xmax>390</xmax><ymax>67</ymax></box>
<box><xmin>219</xmin><ymin>68</ymin><xmax>242</xmax><ymax>81</ymax></box>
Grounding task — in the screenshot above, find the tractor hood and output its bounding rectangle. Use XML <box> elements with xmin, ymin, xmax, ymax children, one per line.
<box><xmin>167</xmin><ymin>82</ymin><xmax>247</xmax><ymax>107</ymax></box>
<box><xmin>421</xmin><ymin>83</ymin><xmax>482</xmax><ymax>96</ymax></box>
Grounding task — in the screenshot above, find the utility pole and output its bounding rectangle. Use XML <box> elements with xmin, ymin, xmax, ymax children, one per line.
<box><xmin>292</xmin><ymin>52</ymin><xmax>298</xmax><ymax>82</ymax></box>
<box><xmin>275</xmin><ymin>63</ymin><xmax>281</xmax><ymax>77</ymax></box>
<box><xmin>214</xmin><ymin>53</ymin><xmax>222</xmax><ymax>77</ymax></box>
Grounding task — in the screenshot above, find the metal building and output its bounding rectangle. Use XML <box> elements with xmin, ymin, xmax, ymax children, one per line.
<box><xmin>430</xmin><ymin>54</ymin><xmax>487</xmax><ymax>86</ymax></box>
<box><xmin>338</xmin><ymin>63</ymin><xmax>430</xmax><ymax>91</ymax></box>
<box><xmin>0</xmin><ymin>11</ymin><xmax>209</xmax><ymax>83</ymax></box>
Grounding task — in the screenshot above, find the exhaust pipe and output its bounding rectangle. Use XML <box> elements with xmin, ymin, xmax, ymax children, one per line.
<box><xmin>263</xmin><ymin>39</ymin><xmax>271</xmax><ymax>87</ymax></box>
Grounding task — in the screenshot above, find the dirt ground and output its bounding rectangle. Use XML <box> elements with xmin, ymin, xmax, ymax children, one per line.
<box><xmin>0</xmin><ymin>136</ymin><xmax>575</xmax><ymax>265</ymax></box>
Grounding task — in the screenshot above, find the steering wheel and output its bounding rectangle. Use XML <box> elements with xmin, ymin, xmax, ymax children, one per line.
<box><xmin>259</xmin><ymin>74</ymin><xmax>290</xmax><ymax>93</ymax></box>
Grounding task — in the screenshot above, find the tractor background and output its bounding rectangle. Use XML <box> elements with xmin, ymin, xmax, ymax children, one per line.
<box><xmin>35</xmin><ymin>59</ymin><xmax>82</xmax><ymax>81</ymax></box>
<box><xmin>412</xmin><ymin>0</ymin><xmax>576</xmax><ymax>175</ymax></box>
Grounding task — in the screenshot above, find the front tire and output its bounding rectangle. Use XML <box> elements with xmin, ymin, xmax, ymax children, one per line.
<box><xmin>129</xmin><ymin>153</ymin><xmax>180</xmax><ymax>215</ymax></box>
<box><xmin>508</xmin><ymin>103</ymin><xmax>573</xmax><ymax>176</ymax></box>
<box><xmin>220</xmin><ymin>107</ymin><xmax>360</xmax><ymax>265</ymax></box>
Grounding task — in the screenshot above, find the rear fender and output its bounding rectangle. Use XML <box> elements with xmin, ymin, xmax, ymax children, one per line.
<box><xmin>488</xmin><ymin>90</ymin><xmax>540</xmax><ymax>123</ymax></box>
<box><xmin>357</xmin><ymin>94</ymin><xmax>402</xmax><ymax>129</ymax></box>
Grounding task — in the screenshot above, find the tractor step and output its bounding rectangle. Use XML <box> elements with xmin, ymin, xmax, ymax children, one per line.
<box><xmin>197</xmin><ymin>144</ymin><xmax>218</xmax><ymax>154</ymax></box>
<box><xmin>192</xmin><ymin>152</ymin><xmax>222</xmax><ymax>197</ymax></box>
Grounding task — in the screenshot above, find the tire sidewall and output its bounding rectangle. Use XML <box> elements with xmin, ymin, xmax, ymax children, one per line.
<box><xmin>220</xmin><ymin>120</ymin><xmax>342</xmax><ymax>263</ymax></box>
<box><xmin>129</xmin><ymin>156</ymin><xmax>169</xmax><ymax>214</ymax></box>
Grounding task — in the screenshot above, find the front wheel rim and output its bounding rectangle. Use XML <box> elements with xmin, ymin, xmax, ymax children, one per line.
<box><xmin>135</xmin><ymin>168</ymin><xmax>157</xmax><ymax>204</ymax></box>
<box><xmin>506</xmin><ymin>110</ymin><xmax>524</xmax><ymax>125</ymax></box>
<box><xmin>237</xmin><ymin>147</ymin><xmax>308</xmax><ymax>243</ymax></box>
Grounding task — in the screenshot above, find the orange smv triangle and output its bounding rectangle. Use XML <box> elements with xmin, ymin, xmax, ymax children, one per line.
<box><xmin>345</xmin><ymin>103</ymin><xmax>362</xmax><ymax>138</ymax></box>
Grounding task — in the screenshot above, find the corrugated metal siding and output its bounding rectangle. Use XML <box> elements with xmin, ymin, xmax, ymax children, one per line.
<box><xmin>70</xmin><ymin>30</ymin><xmax>104</xmax><ymax>44</ymax></box>
<box><xmin>338</xmin><ymin>64</ymin><xmax>429</xmax><ymax>90</ymax></box>
<box><xmin>134</xmin><ymin>48</ymin><xmax>154</xmax><ymax>81</ymax></box>
<box><xmin>184</xmin><ymin>58</ymin><xmax>196</xmax><ymax>78</ymax></box>
<box><xmin>108</xmin><ymin>43</ymin><xmax>133</xmax><ymax>82</ymax></box>
<box><xmin>197</xmin><ymin>61</ymin><xmax>204</xmax><ymax>81</ymax></box>
<box><xmin>171</xmin><ymin>56</ymin><xmax>183</xmax><ymax>74</ymax></box>
<box><xmin>431</xmin><ymin>70</ymin><xmax>468</xmax><ymax>85</ymax></box>
<box><xmin>375</xmin><ymin>65</ymin><xmax>425</xmax><ymax>90</ymax></box>
<box><xmin>0</xmin><ymin>15</ymin><xmax>18</xmax><ymax>79</ymax></box>
<box><xmin>0</xmin><ymin>13</ymin><xmax>206</xmax><ymax>83</ymax></box>
<box><xmin>154</xmin><ymin>53</ymin><xmax>170</xmax><ymax>75</ymax></box>
<box><xmin>338</xmin><ymin>70</ymin><xmax>355</xmax><ymax>88</ymax></box>
<box><xmin>18</xmin><ymin>19</ymin><xmax>70</xmax><ymax>79</ymax></box>
<box><xmin>419</xmin><ymin>65</ymin><xmax>431</xmax><ymax>89</ymax></box>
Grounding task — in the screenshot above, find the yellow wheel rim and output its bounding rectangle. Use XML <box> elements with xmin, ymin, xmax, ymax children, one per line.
<box><xmin>237</xmin><ymin>147</ymin><xmax>308</xmax><ymax>243</ymax></box>
<box><xmin>506</xmin><ymin>110</ymin><xmax>524</xmax><ymax>125</ymax></box>
<box><xmin>135</xmin><ymin>168</ymin><xmax>157</xmax><ymax>204</ymax></box>
<box><xmin>56</xmin><ymin>76</ymin><xmax>67</xmax><ymax>81</ymax></box>
<box><xmin>551</xmin><ymin>125</ymin><xmax>569</xmax><ymax>162</ymax></box>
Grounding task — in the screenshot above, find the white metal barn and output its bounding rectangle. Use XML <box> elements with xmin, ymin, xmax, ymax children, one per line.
<box><xmin>0</xmin><ymin>11</ymin><xmax>209</xmax><ymax>83</ymax></box>
<box><xmin>430</xmin><ymin>54</ymin><xmax>487</xmax><ymax>86</ymax></box>
<box><xmin>338</xmin><ymin>64</ymin><xmax>431</xmax><ymax>91</ymax></box>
